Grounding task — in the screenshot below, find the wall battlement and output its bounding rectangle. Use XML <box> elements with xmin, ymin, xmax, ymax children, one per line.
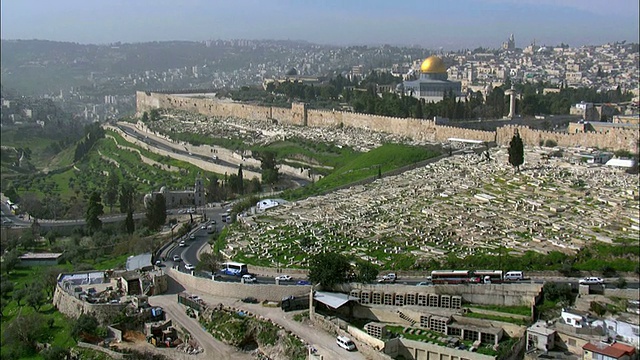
<box><xmin>136</xmin><ymin>92</ymin><xmax>638</xmax><ymax>151</ymax></box>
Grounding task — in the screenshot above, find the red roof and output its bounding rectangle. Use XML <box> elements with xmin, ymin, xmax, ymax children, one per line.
<box><xmin>583</xmin><ymin>342</ymin><xmax>636</xmax><ymax>359</ymax></box>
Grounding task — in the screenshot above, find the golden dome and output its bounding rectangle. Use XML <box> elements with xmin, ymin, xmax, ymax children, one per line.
<box><xmin>420</xmin><ymin>55</ymin><xmax>447</xmax><ymax>74</ymax></box>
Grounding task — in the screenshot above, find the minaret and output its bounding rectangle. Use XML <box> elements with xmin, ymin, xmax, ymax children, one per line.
<box><xmin>505</xmin><ymin>86</ymin><xmax>517</xmax><ymax>119</ymax></box>
<box><xmin>194</xmin><ymin>177</ymin><xmax>204</xmax><ymax>206</ymax></box>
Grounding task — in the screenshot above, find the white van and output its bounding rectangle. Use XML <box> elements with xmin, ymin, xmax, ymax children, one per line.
<box><xmin>504</xmin><ymin>271</ymin><xmax>524</xmax><ymax>281</ymax></box>
<box><xmin>336</xmin><ymin>335</ymin><xmax>356</xmax><ymax>351</ymax></box>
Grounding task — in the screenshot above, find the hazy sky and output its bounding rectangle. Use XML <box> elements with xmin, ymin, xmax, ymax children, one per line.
<box><xmin>1</xmin><ymin>0</ymin><xmax>638</xmax><ymax>49</ymax></box>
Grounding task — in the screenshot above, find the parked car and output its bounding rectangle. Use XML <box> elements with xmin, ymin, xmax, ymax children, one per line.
<box><xmin>579</xmin><ymin>277</ymin><xmax>604</xmax><ymax>285</ymax></box>
<box><xmin>275</xmin><ymin>275</ymin><xmax>292</xmax><ymax>282</ymax></box>
<box><xmin>189</xmin><ymin>234</ymin><xmax>196</xmax><ymax>240</ymax></box>
<box><xmin>172</xmin><ymin>255</ymin><xmax>181</xmax><ymax>262</ymax></box>
<box><xmin>416</xmin><ymin>282</ymin><xmax>432</xmax><ymax>286</ymax></box>
<box><xmin>179</xmin><ymin>241</ymin><xmax>187</xmax><ymax>247</ymax></box>
<box><xmin>242</xmin><ymin>274</ymin><xmax>257</xmax><ymax>283</ymax></box>
<box><xmin>201</xmin><ymin>224</ymin><xmax>206</xmax><ymax>230</ymax></box>
<box><xmin>185</xmin><ymin>263</ymin><xmax>196</xmax><ymax>271</ymax></box>
<box><xmin>296</xmin><ymin>280</ymin><xmax>311</xmax><ymax>286</ymax></box>
<box><xmin>241</xmin><ymin>297</ymin><xmax>258</xmax><ymax>304</ymax></box>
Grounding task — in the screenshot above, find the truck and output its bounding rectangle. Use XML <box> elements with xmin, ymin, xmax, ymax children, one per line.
<box><xmin>281</xmin><ymin>295</ymin><xmax>309</xmax><ymax>312</ymax></box>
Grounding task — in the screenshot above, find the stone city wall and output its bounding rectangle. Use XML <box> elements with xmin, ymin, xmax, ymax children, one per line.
<box><xmin>53</xmin><ymin>285</ymin><xmax>126</xmax><ymax>325</ymax></box>
<box><xmin>166</xmin><ymin>268</ymin><xmax>309</xmax><ymax>302</ymax></box>
<box><xmin>497</xmin><ymin>125</ymin><xmax>639</xmax><ymax>151</ymax></box>
<box><xmin>137</xmin><ymin>92</ymin><xmax>638</xmax><ymax>152</ymax></box>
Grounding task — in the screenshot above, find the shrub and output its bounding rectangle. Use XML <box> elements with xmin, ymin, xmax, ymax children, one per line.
<box><xmin>589</xmin><ymin>301</ymin><xmax>607</xmax><ymax>316</ymax></box>
<box><xmin>615</xmin><ymin>277</ymin><xmax>627</xmax><ymax>289</ymax></box>
<box><xmin>544</xmin><ymin>139</ymin><xmax>558</xmax><ymax>147</ymax></box>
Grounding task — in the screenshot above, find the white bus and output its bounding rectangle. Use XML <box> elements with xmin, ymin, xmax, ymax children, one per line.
<box><xmin>430</xmin><ymin>270</ymin><xmax>471</xmax><ymax>284</ymax></box>
<box><xmin>220</xmin><ymin>262</ymin><xmax>248</xmax><ymax>276</ymax></box>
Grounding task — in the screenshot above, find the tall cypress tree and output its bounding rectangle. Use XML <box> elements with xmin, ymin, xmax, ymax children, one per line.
<box><xmin>237</xmin><ymin>165</ymin><xmax>244</xmax><ymax>195</ymax></box>
<box><xmin>508</xmin><ymin>129</ymin><xmax>524</xmax><ymax>172</ymax></box>
<box><xmin>85</xmin><ymin>191</ymin><xmax>104</xmax><ymax>234</ymax></box>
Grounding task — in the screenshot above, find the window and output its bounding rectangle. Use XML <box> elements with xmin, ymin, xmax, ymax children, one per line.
<box><xmin>568</xmin><ymin>338</ymin><xmax>576</xmax><ymax>346</ymax></box>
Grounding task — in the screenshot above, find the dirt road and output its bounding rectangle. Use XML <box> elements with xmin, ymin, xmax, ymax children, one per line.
<box><xmin>150</xmin><ymin>294</ymin><xmax>254</xmax><ymax>360</ymax></box>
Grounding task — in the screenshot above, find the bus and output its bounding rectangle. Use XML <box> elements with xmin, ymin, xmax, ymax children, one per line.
<box><xmin>220</xmin><ymin>262</ymin><xmax>249</xmax><ymax>276</ymax></box>
<box><xmin>472</xmin><ymin>270</ymin><xmax>503</xmax><ymax>284</ymax></box>
<box><xmin>430</xmin><ymin>270</ymin><xmax>472</xmax><ymax>284</ymax></box>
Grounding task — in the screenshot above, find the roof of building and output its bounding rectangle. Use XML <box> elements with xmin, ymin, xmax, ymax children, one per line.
<box><xmin>583</xmin><ymin>342</ymin><xmax>636</xmax><ymax>358</ymax></box>
<box><xmin>605</xmin><ymin>158</ymin><xmax>635</xmax><ymax>168</ymax></box>
<box><xmin>19</xmin><ymin>252</ymin><xmax>63</xmax><ymax>260</ymax></box>
<box><xmin>527</xmin><ymin>321</ymin><xmax>556</xmax><ymax>336</ymax></box>
<box><xmin>126</xmin><ymin>253</ymin><xmax>153</xmax><ymax>271</ymax></box>
<box><xmin>314</xmin><ymin>291</ymin><xmax>359</xmax><ymax>309</ymax></box>
<box><xmin>121</xmin><ymin>271</ymin><xmax>140</xmax><ymax>281</ymax></box>
<box><xmin>421</xmin><ymin>56</ymin><xmax>447</xmax><ymax>74</ymax></box>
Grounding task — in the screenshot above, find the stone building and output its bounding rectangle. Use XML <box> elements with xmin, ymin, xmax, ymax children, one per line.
<box><xmin>144</xmin><ymin>178</ymin><xmax>205</xmax><ymax>209</ymax></box>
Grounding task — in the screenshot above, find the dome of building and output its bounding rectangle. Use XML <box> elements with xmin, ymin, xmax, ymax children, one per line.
<box><xmin>420</xmin><ymin>56</ymin><xmax>447</xmax><ymax>74</ymax></box>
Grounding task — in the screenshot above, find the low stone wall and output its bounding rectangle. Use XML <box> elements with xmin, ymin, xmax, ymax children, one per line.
<box><xmin>77</xmin><ymin>342</ymin><xmax>129</xmax><ymax>359</ymax></box>
<box><xmin>166</xmin><ymin>267</ymin><xmax>309</xmax><ymax>302</ymax></box>
<box><xmin>394</xmin><ymin>338</ymin><xmax>496</xmax><ymax>360</ymax></box>
<box><xmin>604</xmin><ymin>288</ymin><xmax>640</xmax><ymax>300</ymax></box>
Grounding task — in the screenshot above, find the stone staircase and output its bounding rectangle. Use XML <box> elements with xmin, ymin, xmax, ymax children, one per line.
<box><xmin>397</xmin><ymin>310</ymin><xmax>418</xmax><ymax>326</ymax></box>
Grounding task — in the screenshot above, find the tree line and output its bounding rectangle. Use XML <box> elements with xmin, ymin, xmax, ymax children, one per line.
<box><xmin>232</xmin><ymin>74</ymin><xmax>633</xmax><ymax>121</ymax></box>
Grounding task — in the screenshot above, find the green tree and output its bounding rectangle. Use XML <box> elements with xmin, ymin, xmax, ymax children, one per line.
<box><xmin>42</xmin><ymin>267</ymin><xmax>63</xmax><ymax>298</ymax></box>
<box><xmin>25</xmin><ymin>281</ymin><xmax>45</xmax><ymax>311</ymax></box>
<box><xmin>355</xmin><ymin>261</ymin><xmax>379</xmax><ymax>283</ymax></box>
<box><xmin>543</xmin><ymin>282</ymin><xmax>573</xmax><ymax>304</ymax></box>
<box><xmin>85</xmin><ymin>191</ymin><xmax>104</xmax><ymax>234</ymax></box>
<box><xmin>71</xmin><ymin>314</ymin><xmax>99</xmax><ymax>340</ymax></box>
<box><xmin>1</xmin><ymin>249</ymin><xmax>21</xmax><ymax>274</ymax></box>
<box><xmin>237</xmin><ymin>165</ymin><xmax>244</xmax><ymax>195</ymax></box>
<box><xmin>508</xmin><ymin>129</ymin><xmax>524</xmax><ymax>172</ymax></box>
<box><xmin>149</xmin><ymin>109</ymin><xmax>160</xmax><ymax>121</ymax></box>
<box><xmin>119</xmin><ymin>182</ymin><xmax>136</xmax><ymax>213</ymax></box>
<box><xmin>0</xmin><ymin>277</ymin><xmax>13</xmax><ymax>299</ymax></box>
<box><xmin>12</xmin><ymin>286</ymin><xmax>28</xmax><ymax>307</ymax></box>
<box><xmin>197</xmin><ymin>252</ymin><xmax>223</xmax><ymax>274</ymax></box>
<box><xmin>414</xmin><ymin>102</ymin><xmax>424</xmax><ymax>119</ymax></box>
<box><xmin>2</xmin><ymin>313</ymin><xmax>45</xmax><ymax>356</ymax></box>
<box><xmin>124</xmin><ymin>210</ymin><xmax>135</xmax><ymax>234</ymax></box>
<box><xmin>104</xmin><ymin>171</ymin><xmax>120</xmax><ymax>212</ymax></box>
<box><xmin>145</xmin><ymin>194</ymin><xmax>166</xmax><ymax>231</ymax></box>
<box><xmin>258</xmin><ymin>151</ymin><xmax>279</xmax><ymax>185</ymax></box>
<box><xmin>141</xmin><ymin>111</ymin><xmax>149</xmax><ymax>122</ymax></box>
<box><xmin>308</xmin><ymin>252</ymin><xmax>351</xmax><ymax>287</ymax></box>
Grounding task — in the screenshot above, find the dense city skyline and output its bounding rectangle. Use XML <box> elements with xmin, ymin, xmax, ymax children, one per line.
<box><xmin>1</xmin><ymin>0</ymin><xmax>638</xmax><ymax>49</ymax></box>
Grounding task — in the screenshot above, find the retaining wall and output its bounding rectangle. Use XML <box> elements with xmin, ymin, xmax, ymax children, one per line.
<box><xmin>53</xmin><ymin>285</ymin><xmax>126</xmax><ymax>325</ymax></box>
<box><xmin>337</xmin><ymin>283</ymin><xmax>542</xmax><ymax>307</ymax></box>
<box><xmin>166</xmin><ymin>267</ymin><xmax>309</xmax><ymax>302</ymax></box>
